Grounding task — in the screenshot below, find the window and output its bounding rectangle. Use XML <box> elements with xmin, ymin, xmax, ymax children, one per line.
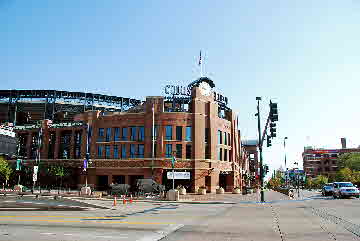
<box><xmin>152</xmin><ymin>125</ymin><xmax>158</xmax><ymax>140</ymax></box>
<box><xmin>176</xmin><ymin>126</ymin><xmax>182</xmax><ymax>141</ymax></box>
<box><xmin>166</xmin><ymin>144</ymin><xmax>172</xmax><ymax>158</ymax></box>
<box><xmin>130</xmin><ymin>127</ymin><xmax>136</xmax><ymax>141</ymax></box>
<box><xmin>205</xmin><ymin>128</ymin><xmax>209</xmax><ymax>143</ymax></box>
<box><xmin>218</xmin><ymin>148</ymin><xmax>222</xmax><ymax>161</ymax></box>
<box><xmin>122</xmin><ymin>127</ymin><xmax>127</xmax><ymax>141</ymax></box>
<box><xmin>138</xmin><ymin>144</ymin><xmax>144</xmax><ymax>158</ymax></box>
<box><xmin>105</xmin><ymin>145</ymin><xmax>111</xmax><ymax>158</ymax></box>
<box><xmin>130</xmin><ymin>144</ymin><xmax>136</xmax><ymax>158</ymax></box>
<box><xmin>98</xmin><ymin>128</ymin><xmax>104</xmax><ymax>142</ymax></box>
<box><xmin>224</xmin><ymin>149</ymin><xmax>227</xmax><ymax>161</ymax></box>
<box><xmin>114</xmin><ymin>127</ymin><xmax>120</xmax><ymax>141</ymax></box>
<box><xmin>151</xmin><ymin>144</ymin><xmax>157</xmax><ymax>158</ymax></box>
<box><xmin>186</xmin><ymin>144</ymin><xmax>192</xmax><ymax>159</ymax></box>
<box><xmin>121</xmin><ymin>144</ymin><xmax>126</xmax><ymax>158</ymax></box>
<box><xmin>205</xmin><ymin>145</ymin><xmax>210</xmax><ymax>159</ymax></box>
<box><xmin>224</xmin><ymin>133</ymin><xmax>227</xmax><ymax>145</ymax></box>
<box><xmin>229</xmin><ymin>150</ymin><xmax>232</xmax><ymax>162</ymax></box>
<box><xmin>106</xmin><ymin>128</ymin><xmax>111</xmax><ymax>142</ymax></box>
<box><xmin>138</xmin><ymin>126</ymin><xmax>145</xmax><ymax>141</ymax></box>
<box><xmin>228</xmin><ymin>133</ymin><xmax>231</xmax><ymax>146</ymax></box>
<box><xmin>165</xmin><ymin>126</ymin><xmax>173</xmax><ymax>140</ymax></box>
<box><xmin>176</xmin><ymin>144</ymin><xmax>182</xmax><ymax>158</ymax></box>
<box><xmin>97</xmin><ymin>145</ymin><xmax>103</xmax><ymax>158</ymax></box>
<box><xmin>218</xmin><ymin>130</ymin><xmax>222</xmax><ymax>144</ymax></box>
<box><xmin>185</xmin><ymin>126</ymin><xmax>192</xmax><ymax>141</ymax></box>
<box><xmin>114</xmin><ymin>145</ymin><xmax>119</xmax><ymax>158</ymax></box>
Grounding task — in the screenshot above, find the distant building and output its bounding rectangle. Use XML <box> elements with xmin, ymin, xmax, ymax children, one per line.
<box><xmin>0</xmin><ymin>124</ymin><xmax>17</xmax><ymax>158</ymax></box>
<box><xmin>302</xmin><ymin>138</ymin><xmax>360</xmax><ymax>178</ymax></box>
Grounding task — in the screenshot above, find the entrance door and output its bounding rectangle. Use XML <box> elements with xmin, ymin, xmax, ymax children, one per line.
<box><xmin>112</xmin><ymin>175</ymin><xmax>125</xmax><ymax>184</ymax></box>
<box><xmin>219</xmin><ymin>174</ymin><xmax>227</xmax><ymax>189</ymax></box>
<box><xmin>97</xmin><ymin>175</ymin><xmax>109</xmax><ymax>191</ymax></box>
<box><xmin>205</xmin><ymin>176</ymin><xmax>211</xmax><ymax>193</ymax></box>
<box><xmin>129</xmin><ymin>175</ymin><xmax>144</xmax><ymax>193</ymax></box>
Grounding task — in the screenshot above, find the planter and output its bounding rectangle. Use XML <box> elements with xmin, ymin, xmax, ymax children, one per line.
<box><xmin>216</xmin><ymin>187</ymin><xmax>225</xmax><ymax>194</ymax></box>
<box><xmin>232</xmin><ymin>188</ymin><xmax>241</xmax><ymax>194</ymax></box>
<box><xmin>179</xmin><ymin>187</ymin><xmax>186</xmax><ymax>195</ymax></box>
<box><xmin>198</xmin><ymin>188</ymin><xmax>206</xmax><ymax>195</ymax></box>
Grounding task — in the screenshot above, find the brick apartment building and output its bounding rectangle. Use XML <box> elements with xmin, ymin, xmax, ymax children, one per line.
<box><xmin>6</xmin><ymin>78</ymin><xmax>255</xmax><ymax>193</ymax></box>
<box><xmin>302</xmin><ymin>138</ymin><xmax>360</xmax><ymax>178</ymax></box>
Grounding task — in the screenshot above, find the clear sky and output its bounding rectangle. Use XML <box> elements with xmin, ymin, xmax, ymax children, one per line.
<box><xmin>2</xmin><ymin>1</ymin><xmax>360</xmax><ymax>175</ymax></box>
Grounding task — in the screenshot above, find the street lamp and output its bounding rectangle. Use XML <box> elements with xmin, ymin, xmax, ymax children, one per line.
<box><xmin>294</xmin><ymin>161</ymin><xmax>300</xmax><ymax>198</ymax></box>
<box><xmin>284</xmin><ymin>137</ymin><xmax>288</xmax><ymax>187</ymax></box>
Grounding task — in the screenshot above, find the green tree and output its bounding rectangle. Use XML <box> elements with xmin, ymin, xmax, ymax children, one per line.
<box><xmin>305</xmin><ymin>177</ymin><xmax>314</xmax><ymax>190</ymax></box>
<box><xmin>336</xmin><ymin>167</ymin><xmax>354</xmax><ymax>182</ymax></box>
<box><xmin>313</xmin><ymin>175</ymin><xmax>328</xmax><ymax>188</ymax></box>
<box><xmin>48</xmin><ymin>164</ymin><xmax>70</xmax><ymax>194</ymax></box>
<box><xmin>0</xmin><ymin>157</ymin><xmax>13</xmax><ymax>187</ymax></box>
<box><xmin>338</xmin><ymin>153</ymin><xmax>360</xmax><ymax>171</ymax></box>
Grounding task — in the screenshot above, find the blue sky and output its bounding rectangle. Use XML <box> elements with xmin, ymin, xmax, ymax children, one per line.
<box><xmin>2</xmin><ymin>1</ymin><xmax>360</xmax><ymax>175</ymax></box>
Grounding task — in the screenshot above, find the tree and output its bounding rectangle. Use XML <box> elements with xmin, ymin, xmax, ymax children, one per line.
<box><xmin>336</xmin><ymin>167</ymin><xmax>354</xmax><ymax>182</ymax></box>
<box><xmin>313</xmin><ymin>175</ymin><xmax>328</xmax><ymax>188</ymax></box>
<box><xmin>0</xmin><ymin>157</ymin><xmax>13</xmax><ymax>187</ymax></box>
<box><xmin>305</xmin><ymin>177</ymin><xmax>313</xmax><ymax>190</ymax></box>
<box><xmin>338</xmin><ymin>153</ymin><xmax>360</xmax><ymax>171</ymax></box>
<box><xmin>48</xmin><ymin>164</ymin><xmax>70</xmax><ymax>193</ymax></box>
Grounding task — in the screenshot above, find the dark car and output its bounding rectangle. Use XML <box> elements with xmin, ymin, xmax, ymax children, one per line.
<box><xmin>322</xmin><ymin>183</ymin><xmax>334</xmax><ymax>196</ymax></box>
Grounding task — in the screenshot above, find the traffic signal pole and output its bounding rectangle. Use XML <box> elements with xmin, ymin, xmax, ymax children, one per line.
<box><xmin>256</xmin><ymin>98</ymin><xmax>265</xmax><ymax>202</ymax></box>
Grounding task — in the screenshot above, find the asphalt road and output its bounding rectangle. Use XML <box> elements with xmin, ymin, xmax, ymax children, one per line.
<box><xmin>0</xmin><ymin>191</ymin><xmax>359</xmax><ymax>241</ymax></box>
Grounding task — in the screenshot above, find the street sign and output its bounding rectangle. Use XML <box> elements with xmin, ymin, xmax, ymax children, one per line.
<box><xmin>33</xmin><ymin>173</ymin><xmax>37</xmax><ymax>182</ymax></box>
<box><xmin>167</xmin><ymin>172</ymin><xmax>190</xmax><ymax>180</ymax></box>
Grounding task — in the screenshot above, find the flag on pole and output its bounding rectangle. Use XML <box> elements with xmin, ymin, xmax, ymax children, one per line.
<box><xmin>83</xmin><ymin>158</ymin><xmax>88</xmax><ymax>171</ymax></box>
<box><xmin>198</xmin><ymin>51</ymin><xmax>202</xmax><ymax>66</ymax></box>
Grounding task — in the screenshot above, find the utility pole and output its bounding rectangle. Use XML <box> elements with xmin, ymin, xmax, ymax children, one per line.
<box><xmin>256</xmin><ymin>97</ymin><xmax>264</xmax><ymax>202</ymax></box>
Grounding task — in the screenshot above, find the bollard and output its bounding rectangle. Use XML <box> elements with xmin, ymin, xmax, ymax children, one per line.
<box><xmin>113</xmin><ymin>196</ymin><xmax>117</xmax><ymax>206</ymax></box>
<box><xmin>123</xmin><ymin>196</ymin><xmax>127</xmax><ymax>204</ymax></box>
<box><xmin>129</xmin><ymin>194</ymin><xmax>133</xmax><ymax>204</ymax></box>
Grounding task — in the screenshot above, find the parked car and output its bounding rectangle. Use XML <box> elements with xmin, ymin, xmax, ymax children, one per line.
<box><xmin>322</xmin><ymin>183</ymin><xmax>334</xmax><ymax>196</ymax></box>
<box><xmin>333</xmin><ymin>182</ymin><xmax>360</xmax><ymax>199</ymax></box>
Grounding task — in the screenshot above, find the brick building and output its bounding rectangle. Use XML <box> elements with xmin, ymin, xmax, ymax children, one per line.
<box><xmin>8</xmin><ymin>78</ymin><xmax>254</xmax><ymax>193</ymax></box>
<box><xmin>302</xmin><ymin>138</ymin><xmax>360</xmax><ymax>178</ymax></box>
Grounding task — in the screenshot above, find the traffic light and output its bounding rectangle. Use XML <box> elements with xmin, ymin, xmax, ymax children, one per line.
<box><xmin>269</xmin><ymin>101</ymin><xmax>278</xmax><ymax>122</ymax></box>
<box><xmin>269</xmin><ymin>122</ymin><xmax>276</xmax><ymax>138</ymax></box>
<box><xmin>267</xmin><ymin>135</ymin><xmax>272</xmax><ymax>147</ymax></box>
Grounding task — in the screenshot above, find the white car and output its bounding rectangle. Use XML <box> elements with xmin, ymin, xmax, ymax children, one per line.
<box><xmin>333</xmin><ymin>182</ymin><xmax>360</xmax><ymax>199</ymax></box>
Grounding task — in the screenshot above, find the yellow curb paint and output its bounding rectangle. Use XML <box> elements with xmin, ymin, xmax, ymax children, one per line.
<box><xmin>0</xmin><ymin>219</ymin><xmax>175</xmax><ymax>225</ymax></box>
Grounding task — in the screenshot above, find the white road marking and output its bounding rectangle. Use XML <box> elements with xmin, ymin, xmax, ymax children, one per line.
<box><xmin>3</xmin><ymin>200</ymin><xmax>16</xmax><ymax>203</ymax></box>
<box><xmin>136</xmin><ymin>224</ymin><xmax>184</xmax><ymax>241</ymax></box>
<box><xmin>40</xmin><ymin>232</ymin><xmax>56</xmax><ymax>235</ymax></box>
<box><xmin>64</xmin><ymin>233</ymin><xmax>73</xmax><ymax>236</ymax></box>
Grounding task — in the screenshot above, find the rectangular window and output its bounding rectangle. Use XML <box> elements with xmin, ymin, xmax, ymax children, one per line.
<box><xmin>106</xmin><ymin>128</ymin><xmax>111</xmax><ymax>142</ymax></box>
<box><xmin>228</xmin><ymin>133</ymin><xmax>231</xmax><ymax>146</ymax></box>
<box><xmin>165</xmin><ymin>125</ymin><xmax>172</xmax><ymax>140</ymax></box>
<box><xmin>186</xmin><ymin>144</ymin><xmax>192</xmax><ymax>159</ymax></box>
<box><xmin>152</xmin><ymin>125</ymin><xmax>158</xmax><ymax>140</ymax></box>
<box><xmin>98</xmin><ymin>128</ymin><xmax>104</xmax><ymax>142</ymax></box>
<box><xmin>151</xmin><ymin>144</ymin><xmax>157</xmax><ymax>158</ymax></box>
<box><xmin>130</xmin><ymin>144</ymin><xmax>136</xmax><ymax>158</ymax></box>
<box><xmin>166</xmin><ymin>144</ymin><xmax>172</xmax><ymax>158</ymax></box>
<box><xmin>114</xmin><ymin>145</ymin><xmax>119</xmax><ymax>158</ymax></box>
<box><xmin>205</xmin><ymin>128</ymin><xmax>209</xmax><ymax>143</ymax></box>
<box><xmin>138</xmin><ymin>126</ymin><xmax>145</xmax><ymax>141</ymax></box>
<box><xmin>176</xmin><ymin>144</ymin><xmax>182</xmax><ymax>158</ymax></box>
<box><xmin>224</xmin><ymin>149</ymin><xmax>227</xmax><ymax>161</ymax></box>
<box><xmin>176</xmin><ymin>126</ymin><xmax>182</xmax><ymax>141</ymax></box>
<box><xmin>121</xmin><ymin>144</ymin><xmax>126</xmax><ymax>158</ymax></box>
<box><xmin>130</xmin><ymin>127</ymin><xmax>136</xmax><ymax>141</ymax></box>
<box><xmin>185</xmin><ymin>126</ymin><xmax>192</xmax><ymax>141</ymax></box>
<box><xmin>224</xmin><ymin>133</ymin><xmax>227</xmax><ymax>145</ymax></box>
<box><xmin>105</xmin><ymin>145</ymin><xmax>111</xmax><ymax>158</ymax></box>
<box><xmin>229</xmin><ymin>150</ymin><xmax>232</xmax><ymax>162</ymax></box>
<box><xmin>218</xmin><ymin>130</ymin><xmax>222</xmax><ymax>144</ymax></box>
<box><xmin>114</xmin><ymin>127</ymin><xmax>120</xmax><ymax>141</ymax></box>
<box><xmin>205</xmin><ymin>145</ymin><xmax>210</xmax><ymax>159</ymax></box>
<box><xmin>122</xmin><ymin>127</ymin><xmax>127</xmax><ymax>141</ymax></box>
<box><xmin>218</xmin><ymin>148</ymin><xmax>222</xmax><ymax>161</ymax></box>
<box><xmin>138</xmin><ymin>144</ymin><xmax>144</xmax><ymax>158</ymax></box>
<box><xmin>97</xmin><ymin>145</ymin><xmax>103</xmax><ymax>158</ymax></box>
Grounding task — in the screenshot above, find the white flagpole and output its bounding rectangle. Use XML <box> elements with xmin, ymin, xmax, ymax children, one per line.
<box><xmin>152</xmin><ymin>103</ymin><xmax>155</xmax><ymax>179</ymax></box>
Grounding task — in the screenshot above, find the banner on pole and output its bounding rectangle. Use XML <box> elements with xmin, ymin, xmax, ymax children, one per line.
<box><xmin>167</xmin><ymin>172</ymin><xmax>190</xmax><ymax>180</ymax></box>
<box><xmin>33</xmin><ymin>166</ymin><xmax>38</xmax><ymax>174</ymax></box>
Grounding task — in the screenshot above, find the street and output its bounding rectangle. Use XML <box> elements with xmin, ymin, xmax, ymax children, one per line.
<box><xmin>0</xmin><ymin>191</ymin><xmax>359</xmax><ymax>240</ymax></box>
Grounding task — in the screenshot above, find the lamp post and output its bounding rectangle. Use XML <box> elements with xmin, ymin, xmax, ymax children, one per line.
<box><xmin>255</xmin><ymin>97</ymin><xmax>264</xmax><ymax>202</ymax></box>
<box><xmin>284</xmin><ymin>137</ymin><xmax>288</xmax><ymax>187</ymax></box>
<box><xmin>294</xmin><ymin>161</ymin><xmax>300</xmax><ymax>198</ymax></box>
